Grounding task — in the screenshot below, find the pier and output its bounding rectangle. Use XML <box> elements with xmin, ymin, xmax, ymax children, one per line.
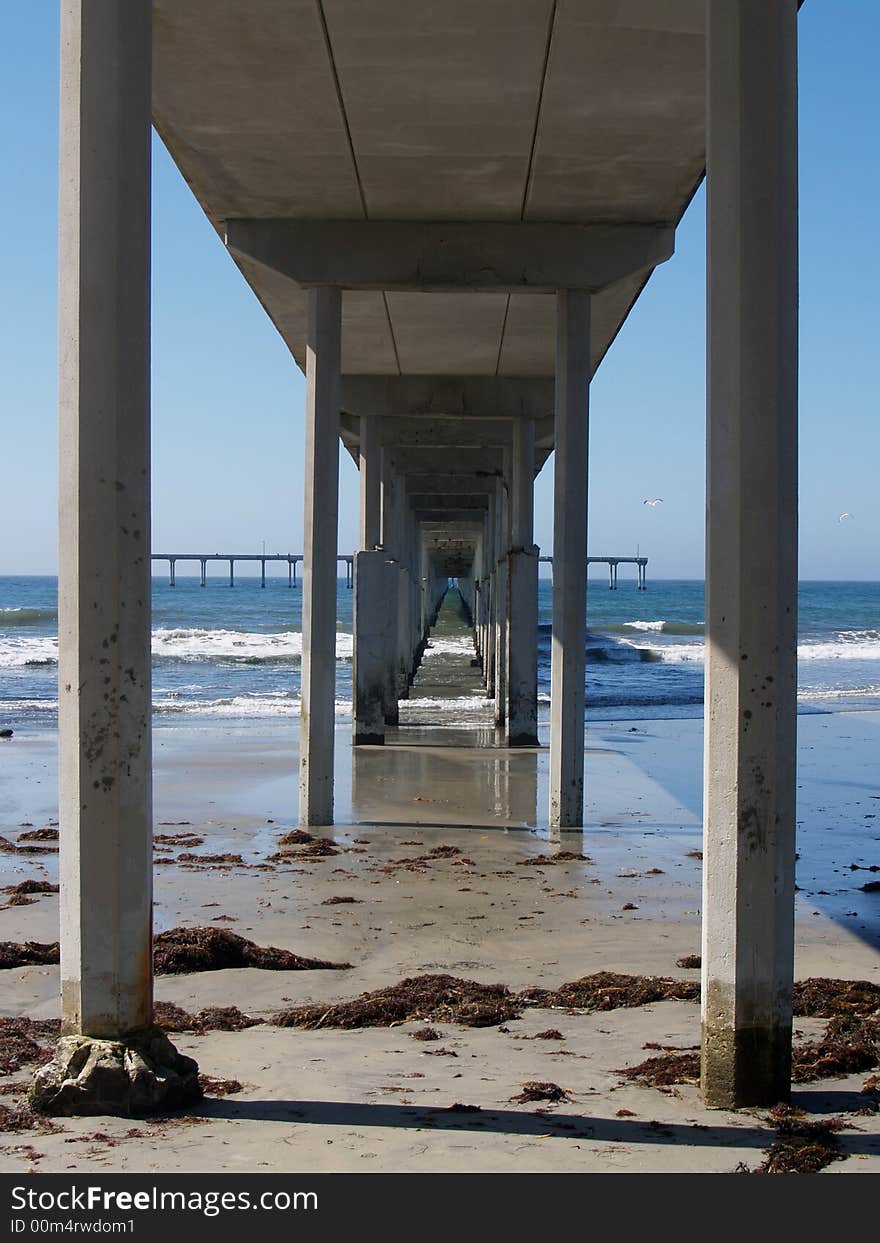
<box><xmin>150</xmin><ymin>552</ymin><xmax>354</xmax><ymax>589</ymax></box>
<box><xmin>151</xmin><ymin>552</ymin><xmax>644</xmax><ymax>591</ymax></box>
<box><xmin>540</xmin><ymin>556</ymin><xmax>647</xmax><ymax>591</ymax></box>
<box><xmin>50</xmin><ymin>0</ymin><xmax>801</xmax><ymax>1116</ymax></box>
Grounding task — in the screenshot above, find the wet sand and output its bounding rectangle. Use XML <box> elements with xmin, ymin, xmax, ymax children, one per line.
<box><xmin>1</xmin><ymin>710</ymin><xmax>879</xmax><ymax>1172</ymax></box>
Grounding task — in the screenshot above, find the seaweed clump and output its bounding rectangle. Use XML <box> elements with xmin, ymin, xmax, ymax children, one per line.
<box><xmin>791</xmin><ymin>1014</ymin><xmax>879</xmax><ymax>1083</ymax></box>
<box><xmin>0</xmin><ymin>941</ymin><xmax>60</xmax><ymax>970</ymax></box>
<box><xmin>153</xmin><ymin>927</ymin><xmax>351</xmax><ymax>974</ymax></box>
<box><xmin>615</xmin><ymin>1050</ymin><xmax>700</xmax><ymax>1088</ymax></box>
<box><xmin>511</xmin><ymin>1081</ymin><xmax>570</xmax><ymax>1103</ymax></box>
<box><xmin>152</xmin><ymin>1001</ymin><xmax>264</xmax><ymax>1033</ymax></box>
<box><xmin>792</xmin><ymin>977</ymin><xmax>880</xmax><ymax>1018</ymax></box>
<box><xmin>0</xmin><ymin>1017</ymin><xmax>61</xmax><ymax>1075</ymax></box>
<box><xmin>754</xmin><ymin>1105</ymin><xmax>848</xmax><ymax>1174</ymax></box>
<box><xmin>275</xmin><ymin>973</ymin><xmax>520</xmax><ymax>1030</ymax></box>
<box><xmin>2</xmin><ymin>881</ymin><xmax>59</xmax><ymax>897</ymax></box>
<box><xmin>520</xmin><ymin>971</ymin><xmax>700</xmax><ymax>1012</ymax></box>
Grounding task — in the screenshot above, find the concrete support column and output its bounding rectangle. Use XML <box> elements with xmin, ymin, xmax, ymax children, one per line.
<box><xmin>506</xmin><ymin>418</ymin><xmax>538</xmax><ymax>746</ymax></box>
<box><xmin>549</xmin><ymin>290</ymin><xmax>590</xmax><ymax>829</ymax></box>
<box><xmin>353</xmin><ymin>550</ymin><xmax>388</xmax><ymax>744</ymax></box>
<box><xmin>494</xmin><ymin>466</ymin><xmax>509</xmax><ymax>727</ymax></box>
<box><xmin>359</xmin><ymin>415</ymin><xmax>382</xmax><ymax>548</ymax></box>
<box><xmin>58</xmin><ymin>0</ymin><xmax>153</xmax><ymax>1042</ymax></box>
<box><xmin>299</xmin><ymin>286</ymin><xmax>342</xmax><ymax>825</ymax></box>
<box><xmin>484</xmin><ymin>493</ymin><xmax>496</xmax><ymax>697</ymax></box>
<box><xmin>701</xmin><ymin>0</ymin><xmax>799</xmax><ymax>1109</ymax></box>
<box><xmin>31</xmin><ymin>0</ymin><xmax>200</xmax><ymax>1118</ymax></box>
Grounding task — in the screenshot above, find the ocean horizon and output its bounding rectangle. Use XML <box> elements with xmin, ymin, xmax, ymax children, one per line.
<box><xmin>1</xmin><ymin>574</ymin><xmax>879</xmax><ymax>729</ymax></box>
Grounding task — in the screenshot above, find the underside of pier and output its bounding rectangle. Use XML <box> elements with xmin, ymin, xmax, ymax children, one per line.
<box><xmin>45</xmin><ymin>0</ymin><xmax>801</xmax><ymax>1117</ymax></box>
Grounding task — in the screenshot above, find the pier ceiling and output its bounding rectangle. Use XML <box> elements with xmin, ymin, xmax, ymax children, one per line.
<box><xmin>152</xmin><ymin>0</ymin><xmax>705</xmax><ymax>389</ymax></box>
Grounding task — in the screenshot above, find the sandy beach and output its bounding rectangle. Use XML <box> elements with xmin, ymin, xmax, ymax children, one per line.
<box><xmin>1</xmin><ymin>709</ymin><xmax>878</xmax><ymax>1174</ymax></box>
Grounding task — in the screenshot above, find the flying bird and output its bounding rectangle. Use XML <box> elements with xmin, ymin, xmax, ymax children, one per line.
<box><xmin>838</xmin><ymin>512</ymin><xmax>854</xmax><ymax>523</ymax></box>
<box><xmin>643</xmin><ymin>498</ymin><xmax>664</xmax><ymax>507</ymax></box>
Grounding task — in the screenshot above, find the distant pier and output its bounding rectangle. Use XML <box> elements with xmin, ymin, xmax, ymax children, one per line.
<box><xmin>151</xmin><ymin>553</ymin><xmax>646</xmax><ymax>591</ymax></box>
<box><xmin>539</xmin><ymin>556</ymin><xmax>648</xmax><ymax>590</ymax></box>
<box><xmin>150</xmin><ymin>553</ymin><xmax>354</xmax><ymax>588</ymax></box>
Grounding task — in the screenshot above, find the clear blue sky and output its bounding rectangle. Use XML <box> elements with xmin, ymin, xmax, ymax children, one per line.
<box><xmin>0</xmin><ymin>3</ymin><xmax>876</xmax><ymax>580</ymax></box>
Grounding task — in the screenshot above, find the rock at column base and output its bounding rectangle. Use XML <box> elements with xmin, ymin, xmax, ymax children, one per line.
<box><xmin>29</xmin><ymin>1026</ymin><xmax>202</xmax><ymax>1117</ymax></box>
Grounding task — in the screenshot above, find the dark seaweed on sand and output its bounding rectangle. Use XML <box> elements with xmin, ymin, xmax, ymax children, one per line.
<box><xmin>520</xmin><ymin>971</ymin><xmax>700</xmax><ymax>1012</ymax></box>
<box><xmin>511</xmin><ymin>1081</ymin><xmax>570</xmax><ymax>1103</ymax></box>
<box><xmin>616</xmin><ymin>1050</ymin><xmax>700</xmax><ymax>1087</ymax></box>
<box><xmin>791</xmin><ymin>1014</ymin><xmax>879</xmax><ymax>1083</ymax></box>
<box><xmin>0</xmin><ymin>1017</ymin><xmax>61</xmax><ymax>1075</ymax></box>
<box><xmin>0</xmin><ymin>941</ymin><xmax>60</xmax><ymax>970</ymax></box>
<box><xmin>792</xmin><ymin>977</ymin><xmax>880</xmax><ymax>1018</ymax></box>
<box><xmin>153</xmin><ymin>1001</ymin><xmax>264</xmax><ymax>1033</ymax></box>
<box><xmin>153</xmin><ymin>927</ymin><xmax>351</xmax><ymax>974</ymax></box>
<box><xmin>275</xmin><ymin>973</ymin><xmax>520</xmax><ymax>1030</ymax></box>
<box><xmin>754</xmin><ymin>1105</ymin><xmax>848</xmax><ymax>1174</ymax></box>
<box><xmin>1</xmin><ymin>880</ymin><xmax>59</xmax><ymax>896</ymax></box>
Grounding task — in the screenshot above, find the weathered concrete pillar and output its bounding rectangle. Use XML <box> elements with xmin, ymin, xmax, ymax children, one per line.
<box><xmin>299</xmin><ymin>286</ymin><xmax>342</xmax><ymax>825</ymax></box>
<box><xmin>494</xmin><ymin>465</ymin><xmax>509</xmax><ymax>727</ymax></box>
<box><xmin>380</xmin><ymin>453</ymin><xmax>400</xmax><ymax>721</ymax></box>
<box><xmin>353</xmin><ymin>550</ymin><xmax>388</xmax><ymax>744</ymax></box>
<box><xmin>353</xmin><ymin>415</ymin><xmax>385</xmax><ymax>743</ymax></box>
<box><xmin>506</xmin><ymin>418</ymin><xmax>539</xmax><ymax>746</ymax></box>
<box><xmin>549</xmin><ymin>290</ymin><xmax>590</xmax><ymax>829</ymax></box>
<box><xmin>701</xmin><ymin>0</ymin><xmax>799</xmax><ymax>1109</ymax></box>
<box><xmin>359</xmin><ymin>415</ymin><xmax>382</xmax><ymax>548</ymax></box>
<box><xmin>484</xmin><ymin>493</ymin><xmax>496</xmax><ymax>697</ymax></box>
<box><xmin>32</xmin><ymin>0</ymin><xmax>199</xmax><ymax>1118</ymax></box>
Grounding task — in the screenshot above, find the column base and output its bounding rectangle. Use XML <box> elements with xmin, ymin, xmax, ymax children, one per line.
<box><xmin>506</xmin><ymin>732</ymin><xmax>540</xmax><ymax>748</ymax></box>
<box><xmin>700</xmin><ymin>1021</ymin><xmax>792</xmax><ymax>1109</ymax></box>
<box><xmin>353</xmin><ymin>732</ymin><xmax>385</xmax><ymax>746</ymax></box>
<box><xmin>29</xmin><ymin>1027</ymin><xmax>201</xmax><ymax>1117</ymax></box>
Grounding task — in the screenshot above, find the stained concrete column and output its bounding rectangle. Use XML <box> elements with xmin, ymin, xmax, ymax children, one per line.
<box><xmin>484</xmin><ymin>492</ymin><xmax>496</xmax><ymax>697</ymax></box>
<box><xmin>359</xmin><ymin>415</ymin><xmax>382</xmax><ymax>548</ymax></box>
<box><xmin>701</xmin><ymin>0</ymin><xmax>799</xmax><ymax>1109</ymax></box>
<box><xmin>299</xmin><ymin>286</ymin><xmax>342</xmax><ymax>825</ymax></box>
<box><xmin>353</xmin><ymin>550</ymin><xmax>388</xmax><ymax>744</ymax></box>
<box><xmin>506</xmin><ymin>418</ymin><xmax>539</xmax><ymax>746</ymax></box>
<box><xmin>380</xmin><ymin>453</ymin><xmax>400</xmax><ymax>724</ymax></box>
<box><xmin>494</xmin><ymin>465</ymin><xmax>509</xmax><ymax>727</ymax></box>
<box><xmin>549</xmin><ymin>291</ymin><xmax>590</xmax><ymax>829</ymax></box>
<box><xmin>32</xmin><ymin>0</ymin><xmax>199</xmax><ymax>1117</ymax></box>
<box><xmin>353</xmin><ymin>415</ymin><xmax>386</xmax><ymax>743</ymax></box>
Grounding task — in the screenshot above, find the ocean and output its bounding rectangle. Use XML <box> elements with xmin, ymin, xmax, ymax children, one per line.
<box><xmin>1</xmin><ymin>574</ymin><xmax>879</xmax><ymax>730</ymax></box>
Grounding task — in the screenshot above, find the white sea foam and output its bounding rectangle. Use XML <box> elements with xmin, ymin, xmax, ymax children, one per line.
<box><xmin>0</xmin><ymin>636</ymin><xmax>58</xmax><ymax>667</ymax></box>
<box><xmin>623</xmin><ymin>619</ymin><xmax>667</xmax><ymax>632</ymax></box>
<box><xmin>399</xmin><ymin>695</ymin><xmax>493</xmax><ymax>712</ymax></box>
<box><xmin>153</xmin><ymin>693</ymin><xmax>352</xmax><ymax>718</ymax></box>
<box><xmin>151</xmin><ymin>627</ymin><xmax>353</xmax><ymax>663</ymax></box>
<box><xmin>420</xmin><ymin>636</ymin><xmax>477</xmax><ymax>658</ymax></box>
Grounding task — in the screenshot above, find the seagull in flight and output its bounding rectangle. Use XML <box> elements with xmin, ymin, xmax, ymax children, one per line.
<box><xmin>838</xmin><ymin>512</ymin><xmax>853</xmax><ymax>523</ymax></box>
<box><xmin>643</xmin><ymin>497</ymin><xmax>664</xmax><ymax>507</ymax></box>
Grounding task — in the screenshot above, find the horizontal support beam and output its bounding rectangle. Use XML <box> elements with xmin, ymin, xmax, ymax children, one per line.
<box><xmin>226</xmin><ymin>220</ymin><xmax>675</xmax><ymax>293</ymax></box>
<box><xmin>409</xmin><ymin>493</ymin><xmax>490</xmax><ymax>510</ymax></box>
<box><xmin>341</xmin><ymin>376</ymin><xmax>555</xmax><ymax>419</ymax></box>
<box><xmin>412</xmin><ymin>508</ymin><xmax>490</xmax><ymax>522</ymax></box>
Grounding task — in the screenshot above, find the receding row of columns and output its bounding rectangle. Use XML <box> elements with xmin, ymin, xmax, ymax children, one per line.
<box><xmin>48</xmin><ymin>0</ymin><xmax>800</xmax><ymax>1117</ymax></box>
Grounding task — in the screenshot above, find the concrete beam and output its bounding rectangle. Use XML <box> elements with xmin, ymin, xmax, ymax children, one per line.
<box><xmin>341</xmin><ymin>376</ymin><xmax>554</xmax><ymax>420</ymax></box>
<box><xmin>226</xmin><ymin>220</ymin><xmax>675</xmax><ymax>293</ymax></box>
<box><xmin>409</xmin><ymin>494</ymin><xmax>490</xmax><ymax>511</ymax></box>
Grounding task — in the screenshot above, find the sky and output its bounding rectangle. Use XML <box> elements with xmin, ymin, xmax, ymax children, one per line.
<box><xmin>0</xmin><ymin>2</ymin><xmax>877</xmax><ymax>581</ymax></box>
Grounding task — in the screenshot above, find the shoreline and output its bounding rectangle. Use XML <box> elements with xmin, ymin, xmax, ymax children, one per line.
<box><xmin>1</xmin><ymin>710</ymin><xmax>878</xmax><ymax>1172</ymax></box>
